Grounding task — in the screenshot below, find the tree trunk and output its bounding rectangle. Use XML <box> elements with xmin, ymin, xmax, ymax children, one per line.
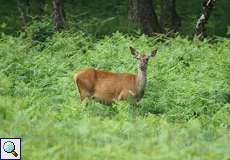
<box><xmin>194</xmin><ymin>0</ymin><xmax>216</xmax><ymax>41</ymax></box>
<box><xmin>53</xmin><ymin>0</ymin><xmax>65</xmax><ymax>31</ymax></box>
<box><xmin>128</xmin><ymin>0</ymin><xmax>162</xmax><ymax>35</ymax></box>
<box><xmin>160</xmin><ymin>0</ymin><xmax>180</xmax><ymax>32</ymax></box>
<box><xmin>16</xmin><ymin>0</ymin><xmax>30</xmax><ymax>27</ymax></box>
<box><xmin>30</xmin><ymin>0</ymin><xmax>46</xmax><ymax>17</ymax></box>
<box><xmin>128</xmin><ymin>0</ymin><xmax>139</xmax><ymax>25</ymax></box>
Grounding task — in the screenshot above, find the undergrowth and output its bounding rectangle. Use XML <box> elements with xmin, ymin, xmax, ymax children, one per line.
<box><xmin>0</xmin><ymin>32</ymin><xmax>229</xmax><ymax>160</ymax></box>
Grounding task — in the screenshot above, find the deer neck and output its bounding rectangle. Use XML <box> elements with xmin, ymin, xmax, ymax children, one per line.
<box><xmin>135</xmin><ymin>68</ymin><xmax>147</xmax><ymax>100</ymax></box>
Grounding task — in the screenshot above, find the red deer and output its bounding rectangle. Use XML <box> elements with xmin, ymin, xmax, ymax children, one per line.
<box><xmin>74</xmin><ymin>47</ymin><xmax>157</xmax><ymax>105</ymax></box>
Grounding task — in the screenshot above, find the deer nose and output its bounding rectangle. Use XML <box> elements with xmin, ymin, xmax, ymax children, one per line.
<box><xmin>140</xmin><ymin>64</ymin><xmax>146</xmax><ymax>70</ymax></box>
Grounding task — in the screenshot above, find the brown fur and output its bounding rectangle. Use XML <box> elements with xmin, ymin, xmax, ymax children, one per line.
<box><xmin>74</xmin><ymin>68</ymin><xmax>138</xmax><ymax>104</ymax></box>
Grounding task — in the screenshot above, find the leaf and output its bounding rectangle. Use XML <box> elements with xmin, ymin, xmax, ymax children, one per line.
<box><xmin>227</xmin><ymin>26</ymin><xmax>230</xmax><ymax>35</ymax></box>
<box><xmin>1</xmin><ymin>22</ymin><xmax>7</xmax><ymax>28</ymax></box>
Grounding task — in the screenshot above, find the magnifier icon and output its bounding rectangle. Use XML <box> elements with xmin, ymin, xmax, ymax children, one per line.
<box><xmin>3</xmin><ymin>141</ymin><xmax>18</xmax><ymax>157</ymax></box>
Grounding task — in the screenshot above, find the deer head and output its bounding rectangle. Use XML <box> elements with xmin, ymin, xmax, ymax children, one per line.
<box><xmin>130</xmin><ymin>47</ymin><xmax>157</xmax><ymax>71</ymax></box>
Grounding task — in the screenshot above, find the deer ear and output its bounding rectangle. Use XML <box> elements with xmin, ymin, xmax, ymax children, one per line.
<box><xmin>130</xmin><ymin>47</ymin><xmax>138</xmax><ymax>58</ymax></box>
<box><xmin>148</xmin><ymin>48</ymin><xmax>158</xmax><ymax>58</ymax></box>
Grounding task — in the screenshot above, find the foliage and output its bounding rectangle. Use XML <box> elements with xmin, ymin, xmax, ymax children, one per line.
<box><xmin>0</xmin><ymin>31</ymin><xmax>229</xmax><ymax>159</ymax></box>
<box><xmin>1</xmin><ymin>0</ymin><xmax>230</xmax><ymax>38</ymax></box>
<box><xmin>24</xmin><ymin>19</ymin><xmax>54</xmax><ymax>43</ymax></box>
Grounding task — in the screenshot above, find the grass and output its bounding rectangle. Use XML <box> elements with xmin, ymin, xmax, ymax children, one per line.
<box><xmin>0</xmin><ymin>31</ymin><xmax>230</xmax><ymax>160</ymax></box>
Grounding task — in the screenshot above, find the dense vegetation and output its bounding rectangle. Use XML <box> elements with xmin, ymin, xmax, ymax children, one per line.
<box><xmin>0</xmin><ymin>0</ymin><xmax>230</xmax><ymax>159</ymax></box>
<box><xmin>1</xmin><ymin>0</ymin><xmax>230</xmax><ymax>37</ymax></box>
<box><xmin>0</xmin><ymin>32</ymin><xmax>229</xmax><ymax>159</ymax></box>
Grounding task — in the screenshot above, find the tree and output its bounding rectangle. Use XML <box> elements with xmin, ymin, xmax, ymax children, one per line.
<box><xmin>30</xmin><ymin>0</ymin><xmax>46</xmax><ymax>17</ymax></box>
<box><xmin>16</xmin><ymin>0</ymin><xmax>30</xmax><ymax>27</ymax></box>
<box><xmin>128</xmin><ymin>0</ymin><xmax>162</xmax><ymax>35</ymax></box>
<box><xmin>160</xmin><ymin>0</ymin><xmax>180</xmax><ymax>32</ymax></box>
<box><xmin>53</xmin><ymin>0</ymin><xmax>65</xmax><ymax>31</ymax></box>
<box><xmin>194</xmin><ymin>0</ymin><xmax>216</xmax><ymax>41</ymax></box>
<box><xmin>17</xmin><ymin>0</ymin><xmax>46</xmax><ymax>27</ymax></box>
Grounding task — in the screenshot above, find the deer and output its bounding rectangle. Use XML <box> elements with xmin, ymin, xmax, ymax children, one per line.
<box><xmin>73</xmin><ymin>47</ymin><xmax>157</xmax><ymax>105</ymax></box>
